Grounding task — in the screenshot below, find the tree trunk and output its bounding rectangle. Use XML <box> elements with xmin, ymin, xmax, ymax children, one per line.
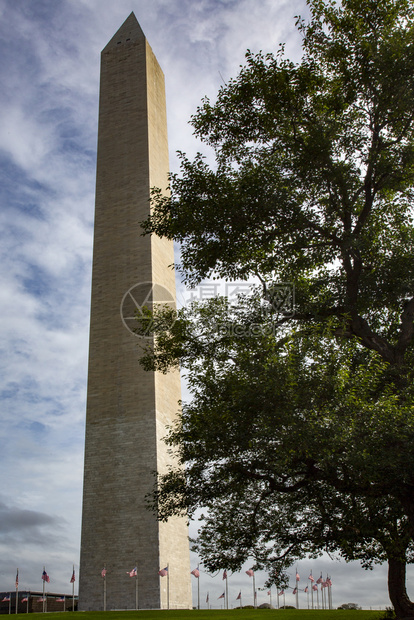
<box><xmin>388</xmin><ymin>557</ymin><xmax>414</xmax><ymax>619</ymax></box>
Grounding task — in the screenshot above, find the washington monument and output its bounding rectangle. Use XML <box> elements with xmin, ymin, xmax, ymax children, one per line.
<box><xmin>79</xmin><ymin>13</ymin><xmax>191</xmax><ymax>610</ymax></box>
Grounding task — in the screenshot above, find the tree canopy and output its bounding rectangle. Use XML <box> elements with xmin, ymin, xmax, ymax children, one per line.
<box><xmin>141</xmin><ymin>300</ymin><xmax>414</xmax><ymax>616</ymax></box>
<box><xmin>143</xmin><ymin>0</ymin><xmax>414</xmax><ymax>369</ymax></box>
<box><xmin>139</xmin><ymin>0</ymin><xmax>414</xmax><ymax>617</ymax></box>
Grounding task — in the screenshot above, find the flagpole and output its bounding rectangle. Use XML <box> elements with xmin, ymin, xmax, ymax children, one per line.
<box><xmin>8</xmin><ymin>594</ymin><xmax>11</xmax><ymax>615</ymax></box>
<box><xmin>72</xmin><ymin>565</ymin><xmax>75</xmax><ymax>612</ymax></box>
<box><xmin>42</xmin><ymin>567</ymin><xmax>45</xmax><ymax>614</ymax></box>
<box><xmin>15</xmin><ymin>569</ymin><xmax>18</xmax><ymax>614</ymax></box>
<box><xmin>253</xmin><ymin>572</ymin><xmax>256</xmax><ymax>609</ymax></box>
<box><xmin>103</xmin><ymin>565</ymin><xmax>107</xmax><ymax>612</ymax></box>
<box><xmin>197</xmin><ymin>564</ymin><xmax>200</xmax><ymax>610</ymax></box>
<box><xmin>167</xmin><ymin>564</ymin><xmax>170</xmax><ymax>610</ymax></box>
<box><xmin>277</xmin><ymin>589</ymin><xmax>279</xmax><ymax>609</ymax></box>
<box><xmin>309</xmin><ymin>572</ymin><xmax>314</xmax><ymax>609</ymax></box>
<box><xmin>296</xmin><ymin>577</ymin><xmax>299</xmax><ymax>609</ymax></box>
<box><xmin>135</xmin><ymin>562</ymin><xmax>139</xmax><ymax>610</ymax></box>
<box><xmin>225</xmin><ymin>572</ymin><xmax>228</xmax><ymax>610</ymax></box>
<box><xmin>328</xmin><ymin>577</ymin><xmax>333</xmax><ymax>610</ymax></box>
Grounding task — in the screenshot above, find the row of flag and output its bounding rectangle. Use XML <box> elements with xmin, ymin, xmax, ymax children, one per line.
<box><xmin>192</xmin><ymin>568</ymin><xmax>333</xmax><ymax>609</ymax></box>
<box><xmin>101</xmin><ymin>566</ymin><xmax>169</xmax><ymax>578</ymax></box>
<box><xmin>192</xmin><ymin>567</ymin><xmax>333</xmax><ymax>587</ymax></box>
<box><xmin>207</xmin><ymin>583</ymin><xmax>333</xmax><ymax>601</ymax></box>
<box><xmin>100</xmin><ymin>566</ymin><xmax>167</xmax><ymax>578</ymax></box>
<box><xmin>4</xmin><ymin>567</ymin><xmax>75</xmax><ymax>590</ymax></box>
<box><xmin>1</xmin><ymin>567</ymin><xmax>77</xmax><ymax>614</ymax></box>
<box><xmin>99</xmin><ymin>564</ymin><xmax>331</xmax><ymax>584</ymax></box>
<box><xmin>1</xmin><ymin>596</ymin><xmax>65</xmax><ymax>603</ymax></box>
<box><xmin>8</xmin><ymin>565</ymin><xmax>331</xmax><ymax>592</ymax></box>
<box><xmin>3</xmin><ymin>565</ymin><xmax>332</xmax><ymax>611</ymax></box>
<box><xmin>2</xmin><ymin>567</ymin><xmax>76</xmax><ymax>612</ymax></box>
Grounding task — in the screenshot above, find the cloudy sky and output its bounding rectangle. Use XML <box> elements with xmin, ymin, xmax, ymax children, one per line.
<box><xmin>0</xmin><ymin>0</ymin><xmax>410</xmax><ymax>610</ymax></box>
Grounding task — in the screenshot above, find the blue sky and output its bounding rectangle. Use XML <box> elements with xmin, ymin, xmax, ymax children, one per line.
<box><xmin>0</xmin><ymin>0</ymin><xmax>410</xmax><ymax>610</ymax></box>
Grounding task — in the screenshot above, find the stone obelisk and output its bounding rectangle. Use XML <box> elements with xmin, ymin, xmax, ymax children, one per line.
<box><xmin>79</xmin><ymin>13</ymin><xmax>191</xmax><ymax>611</ymax></box>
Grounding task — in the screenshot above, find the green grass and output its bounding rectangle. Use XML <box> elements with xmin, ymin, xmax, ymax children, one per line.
<box><xmin>21</xmin><ymin>610</ymin><xmax>386</xmax><ymax>620</ymax></box>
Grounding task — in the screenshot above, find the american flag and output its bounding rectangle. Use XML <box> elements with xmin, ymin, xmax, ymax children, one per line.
<box><xmin>15</xmin><ymin>570</ymin><xmax>19</xmax><ymax>588</ymax></box>
<box><xmin>326</xmin><ymin>577</ymin><xmax>332</xmax><ymax>586</ymax></box>
<box><xmin>21</xmin><ymin>598</ymin><xmax>28</xmax><ymax>603</ymax></box>
<box><xmin>191</xmin><ymin>568</ymin><xmax>200</xmax><ymax>578</ymax></box>
<box><xmin>267</xmin><ymin>591</ymin><xmax>271</xmax><ymax>596</ymax></box>
<box><xmin>308</xmin><ymin>573</ymin><xmax>314</xmax><ymax>582</ymax></box>
<box><xmin>296</xmin><ymin>572</ymin><xmax>300</xmax><ymax>581</ymax></box>
<box><xmin>278</xmin><ymin>590</ymin><xmax>284</xmax><ymax>596</ymax></box>
<box><xmin>316</xmin><ymin>573</ymin><xmax>323</xmax><ymax>584</ymax></box>
<box><xmin>292</xmin><ymin>588</ymin><xmax>297</xmax><ymax>595</ymax></box>
<box><xmin>218</xmin><ymin>592</ymin><xmax>225</xmax><ymax>599</ymax></box>
<box><xmin>56</xmin><ymin>597</ymin><xmax>65</xmax><ymax>602</ymax></box>
<box><xmin>236</xmin><ymin>592</ymin><xmax>241</xmax><ymax>600</ymax></box>
<box><xmin>158</xmin><ymin>567</ymin><xmax>168</xmax><ymax>577</ymax></box>
<box><xmin>42</xmin><ymin>570</ymin><xmax>50</xmax><ymax>583</ymax></box>
<box><xmin>2</xmin><ymin>596</ymin><xmax>10</xmax><ymax>602</ymax></box>
<box><xmin>37</xmin><ymin>598</ymin><xmax>45</xmax><ymax>602</ymax></box>
<box><xmin>206</xmin><ymin>592</ymin><xmax>209</xmax><ymax>604</ymax></box>
<box><xmin>128</xmin><ymin>567</ymin><xmax>137</xmax><ymax>577</ymax></box>
<box><xmin>304</xmin><ymin>586</ymin><xmax>308</xmax><ymax>593</ymax></box>
<box><xmin>246</xmin><ymin>569</ymin><xmax>254</xmax><ymax>577</ymax></box>
<box><xmin>101</xmin><ymin>568</ymin><xmax>107</xmax><ymax>578</ymax></box>
<box><xmin>70</xmin><ymin>569</ymin><xmax>76</xmax><ymax>583</ymax></box>
<box><xmin>222</xmin><ymin>570</ymin><xmax>227</xmax><ymax>580</ymax></box>
<box><xmin>312</xmin><ymin>584</ymin><xmax>318</xmax><ymax>591</ymax></box>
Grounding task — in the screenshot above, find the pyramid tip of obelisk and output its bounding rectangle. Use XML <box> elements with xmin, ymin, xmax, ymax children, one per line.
<box><xmin>102</xmin><ymin>12</ymin><xmax>145</xmax><ymax>52</ymax></box>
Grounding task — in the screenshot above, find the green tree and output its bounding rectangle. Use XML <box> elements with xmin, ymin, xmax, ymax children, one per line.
<box><xmin>139</xmin><ymin>0</ymin><xmax>414</xmax><ymax>616</ymax></box>
<box><xmin>144</xmin><ymin>0</ymin><xmax>414</xmax><ymax>369</ymax></box>
<box><xmin>139</xmin><ymin>299</ymin><xmax>414</xmax><ymax>617</ymax></box>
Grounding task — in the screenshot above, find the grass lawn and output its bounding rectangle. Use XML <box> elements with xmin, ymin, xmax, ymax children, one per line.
<box><xmin>22</xmin><ymin>610</ymin><xmax>386</xmax><ymax>620</ymax></box>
